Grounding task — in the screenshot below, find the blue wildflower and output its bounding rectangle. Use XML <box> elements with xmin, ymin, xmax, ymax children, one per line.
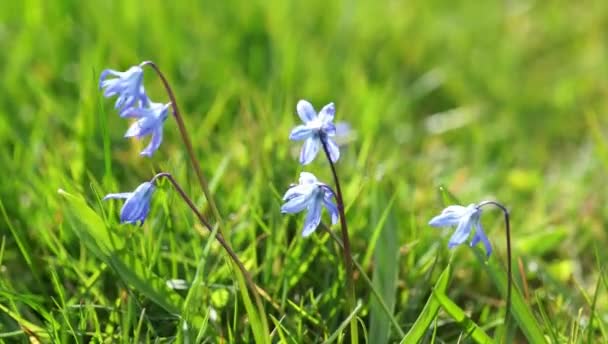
<box><xmin>281</xmin><ymin>172</ymin><xmax>339</xmax><ymax>237</ymax></box>
<box><xmin>289</xmin><ymin>100</ymin><xmax>339</xmax><ymax>165</ymax></box>
<box><xmin>99</xmin><ymin>65</ymin><xmax>148</xmax><ymax>113</ymax></box>
<box><xmin>122</xmin><ymin>101</ymin><xmax>171</xmax><ymax>157</ymax></box>
<box><xmin>428</xmin><ymin>204</ymin><xmax>492</xmax><ymax>256</ymax></box>
<box><xmin>103</xmin><ymin>181</ymin><xmax>156</xmax><ymax>224</ymax></box>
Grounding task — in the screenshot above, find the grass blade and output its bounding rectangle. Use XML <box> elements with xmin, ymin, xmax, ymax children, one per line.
<box><xmin>432</xmin><ymin>290</ymin><xmax>493</xmax><ymax>344</ymax></box>
<box><xmin>369</xmin><ymin>188</ymin><xmax>399</xmax><ymax>343</ymax></box>
<box><xmin>400</xmin><ymin>263</ymin><xmax>452</xmax><ymax>343</ymax></box>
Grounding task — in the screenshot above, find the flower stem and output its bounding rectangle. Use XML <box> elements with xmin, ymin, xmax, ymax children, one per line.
<box><xmin>141</xmin><ymin>61</ymin><xmax>224</xmax><ymax>232</ymax></box>
<box><xmin>477</xmin><ymin>200</ymin><xmax>512</xmax><ymax>323</ymax></box>
<box><xmin>320</xmin><ymin>138</ymin><xmax>358</xmax><ymax>344</ymax></box>
<box><xmin>150</xmin><ymin>173</ymin><xmax>267</xmax><ymax>325</ymax></box>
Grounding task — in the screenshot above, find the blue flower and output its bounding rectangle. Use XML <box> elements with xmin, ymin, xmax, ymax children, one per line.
<box><xmin>289</xmin><ymin>100</ymin><xmax>340</xmax><ymax>165</ymax></box>
<box><xmin>122</xmin><ymin>101</ymin><xmax>171</xmax><ymax>157</ymax></box>
<box><xmin>103</xmin><ymin>181</ymin><xmax>156</xmax><ymax>224</ymax></box>
<box><xmin>281</xmin><ymin>172</ymin><xmax>339</xmax><ymax>237</ymax></box>
<box><xmin>99</xmin><ymin>66</ymin><xmax>148</xmax><ymax>113</ymax></box>
<box><xmin>428</xmin><ymin>204</ymin><xmax>492</xmax><ymax>256</ymax></box>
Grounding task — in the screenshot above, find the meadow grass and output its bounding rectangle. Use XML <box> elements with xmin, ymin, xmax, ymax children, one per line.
<box><xmin>1</xmin><ymin>0</ymin><xmax>608</xmax><ymax>342</ymax></box>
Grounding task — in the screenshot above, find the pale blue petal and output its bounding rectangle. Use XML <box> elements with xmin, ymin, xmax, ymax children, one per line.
<box><xmin>318</xmin><ymin>102</ymin><xmax>335</xmax><ymax>123</ymax></box>
<box><xmin>323</xmin><ymin>194</ymin><xmax>339</xmax><ymax>225</ymax></box>
<box><xmin>323</xmin><ymin>122</ymin><xmax>336</xmax><ymax>136</ymax></box>
<box><xmin>281</xmin><ymin>194</ymin><xmax>312</xmax><ymax>214</ymax></box>
<box><xmin>99</xmin><ymin>69</ymin><xmax>120</xmax><ymax>90</ymax></box>
<box><xmin>302</xmin><ymin>200</ymin><xmax>322</xmax><ymax>237</ymax></box>
<box><xmin>124</xmin><ymin>116</ymin><xmax>158</xmax><ymax>138</ymax></box>
<box><xmin>282</xmin><ymin>183</ymin><xmax>315</xmax><ymax>200</ymax></box>
<box><xmin>471</xmin><ymin>221</ymin><xmax>492</xmax><ymax>257</ymax></box>
<box><xmin>297</xmin><ymin>100</ymin><xmax>317</xmax><ymax>123</ymax></box>
<box><xmin>447</xmin><ymin>219</ymin><xmax>473</xmax><ymax>248</ymax></box>
<box><xmin>428</xmin><ymin>205</ymin><xmax>469</xmax><ymax>227</ymax></box>
<box><xmin>299</xmin><ymin>137</ymin><xmax>320</xmax><ymax>165</ymax></box>
<box><xmin>298</xmin><ymin>172</ymin><xmax>318</xmax><ymax>185</ymax></box>
<box><xmin>103</xmin><ymin>192</ymin><xmax>132</xmax><ymax>200</ymax></box>
<box><xmin>119</xmin><ymin>182</ymin><xmax>155</xmax><ymax>224</ymax></box>
<box><xmin>324</xmin><ymin>138</ymin><xmax>340</xmax><ymax>162</ymax></box>
<box><xmin>140</xmin><ymin>126</ymin><xmax>163</xmax><ymax>157</ymax></box>
<box><xmin>289</xmin><ymin>125</ymin><xmax>314</xmax><ymax>141</ymax></box>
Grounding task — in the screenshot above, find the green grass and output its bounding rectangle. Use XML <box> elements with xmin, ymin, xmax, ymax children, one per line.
<box><xmin>1</xmin><ymin>0</ymin><xmax>608</xmax><ymax>342</ymax></box>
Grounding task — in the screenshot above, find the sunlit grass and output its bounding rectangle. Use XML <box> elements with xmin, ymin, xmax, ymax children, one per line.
<box><xmin>1</xmin><ymin>0</ymin><xmax>608</xmax><ymax>342</ymax></box>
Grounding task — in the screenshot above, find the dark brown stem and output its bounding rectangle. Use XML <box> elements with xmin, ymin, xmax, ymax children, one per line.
<box><xmin>141</xmin><ymin>61</ymin><xmax>223</xmax><ymax>233</ymax></box>
<box><xmin>319</xmin><ymin>138</ymin><xmax>358</xmax><ymax>343</ymax></box>
<box><xmin>477</xmin><ymin>200</ymin><xmax>512</xmax><ymax>323</ymax></box>
<box><xmin>150</xmin><ymin>173</ymin><xmax>268</xmax><ymax>318</ymax></box>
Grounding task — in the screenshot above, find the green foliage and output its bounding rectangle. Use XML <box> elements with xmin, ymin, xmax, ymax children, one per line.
<box><xmin>1</xmin><ymin>0</ymin><xmax>608</xmax><ymax>342</ymax></box>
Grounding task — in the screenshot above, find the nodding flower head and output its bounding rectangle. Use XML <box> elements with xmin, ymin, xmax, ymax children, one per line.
<box><xmin>428</xmin><ymin>203</ymin><xmax>492</xmax><ymax>257</ymax></box>
<box><xmin>99</xmin><ymin>65</ymin><xmax>148</xmax><ymax>113</ymax></box>
<box><xmin>122</xmin><ymin>101</ymin><xmax>171</xmax><ymax>157</ymax></box>
<box><xmin>281</xmin><ymin>172</ymin><xmax>339</xmax><ymax>237</ymax></box>
<box><xmin>103</xmin><ymin>181</ymin><xmax>156</xmax><ymax>225</ymax></box>
<box><xmin>289</xmin><ymin>100</ymin><xmax>340</xmax><ymax>165</ymax></box>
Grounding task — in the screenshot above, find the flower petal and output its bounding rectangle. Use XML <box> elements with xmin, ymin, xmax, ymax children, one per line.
<box><xmin>302</xmin><ymin>200</ymin><xmax>322</xmax><ymax>237</ymax></box>
<box><xmin>124</xmin><ymin>116</ymin><xmax>158</xmax><ymax>138</ymax></box>
<box><xmin>299</xmin><ymin>137</ymin><xmax>320</xmax><ymax>165</ymax></box>
<box><xmin>282</xmin><ymin>183</ymin><xmax>315</xmax><ymax>201</ymax></box>
<box><xmin>103</xmin><ymin>192</ymin><xmax>132</xmax><ymax>200</ymax></box>
<box><xmin>428</xmin><ymin>205</ymin><xmax>469</xmax><ymax>227</ymax></box>
<box><xmin>323</xmin><ymin>194</ymin><xmax>339</xmax><ymax>225</ymax></box>
<box><xmin>119</xmin><ymin>182</ymin><xmax>155</xmax><ymax>224</ymax></box>
<box><xmin>318</xmin><ymin>102</ymin><xmax>335</xmax><ymax>123</ymax></box>
<box><xmin>289</xmin><ymin>125</ymin><xmax>314</xmax><ymax>141</ymax></box>
<box><xmin>140</xmin><ymin>126</ymin><xmax>164</xmax><ymax>157</ymax></box>
<box><xmin>471</xmin><ymin>221</ymin><xmax>492</xmax><ymax>257</ymax></box>
<box><xmin>281</xmin><ymin>194</ymin><xmax>311</xmax><ymax>214</ymax></box>
<box><xmin>447</xmin><ymin>219</ymin><xmax>473</xmax><ymax>248</ymax></box>
<box><xmin>297</xmin><ymin>100</ymin><xmax>317</xmax><ymax>123</ymax></box>
<box><xmin>324</xmin><ymin>137</ymin><xmax>340</xmax><ymax>163</ymax></box>
<box><xmin>99</xmin><ymin>69</ymin><xmax>120</xmax><ymax>90</ymax></box>
<box><xmin>298</xmin><ymin>172</ymin><xmax>318</xmax><ymax>185</ymax></box>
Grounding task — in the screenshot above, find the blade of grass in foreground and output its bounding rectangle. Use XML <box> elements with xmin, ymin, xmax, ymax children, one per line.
<box><xmin>322</xmin><ymin>301</ymin><xmax>363</xmax><ymax>344</ymax></box>
<box><xmin>58</xmin><ymin>190</ymin><xmax>201</xmax><ymax>326</ymax></box>
<box><xmin>369</xmin><ymin>189</ymin><xmax>399</xmax><ymax>344</ymax></box>
<box><xmin>400</xmin><ymin>263</ymin><xmax>452</xmax><ymax>343</ymax></box>
<box><xmin>473</xmin><ymin>249</ymin><xmax>545</xmax><ymax>344</ymax></box>
<box><xmin>432</xmin><ymin>290</ymin><xmax>493</xmax><ymax>344</ymax></box>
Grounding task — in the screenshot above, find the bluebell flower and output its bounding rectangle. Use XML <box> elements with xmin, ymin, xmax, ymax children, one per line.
<box><xmin>289</xmin><ymin>100</ymin><xmax>339</xmax><ymax>165</ymax></box>
<box><xmin>122</xmin><ymin>101</ymin><xmax>171</xmax><ymax>157</ymax></box>
<box><xmin>99</xmin><ymin>65</ymin><xmax>148</xmax><ymax>113</ymax></box>
<box><xmin>281</xmin><ymin>172</ymin><xmax>339</xmax><ymax>237</ymax></box>
<box><xmin>103</xmin><ymin>181</ymin><xmax>156</xmax><ymax>224</ymax></box>
<box><xmin>428</xmin><ymin>204</ymin><xmax>492</xmax><ymax>256</ymax></box>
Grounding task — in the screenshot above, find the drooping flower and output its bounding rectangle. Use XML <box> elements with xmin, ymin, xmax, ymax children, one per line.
<box><xmin>122</xmin><ymin>101</ymin><xmax>171</xmax><ymax>157</ymax></box>
<box><xmin>289</xmin><ymin>100</ymin><xmax>340</xmax><ymax>165</ymax></box>
<box><xmin>103</xmin><ymin>181</ymin><xmax>156</xmax><ymax>224</ymax></box>
<box><xmin>281</xmin><ymin>172</ymin><xmax>339</xmax><ymax>237</ymax></box>
<box><xmin>428</xmin><ymin>203</ymin><xmax>492</xmax><ymax>256</ymax></box>
<box><xmin>99</xmin><ymin>65</ymin><xmax>148</xmax><ymax>113</ymax></box>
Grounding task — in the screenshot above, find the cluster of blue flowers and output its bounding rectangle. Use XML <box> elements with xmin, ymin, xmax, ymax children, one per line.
<box><xmin>99</xmin><ymin>64</ymin><xmax>170</xmax><ymax>223</ymax></box>
<box><xmin>97</xmin><ymin>62</ymin><xmax>513</xmax><ymax>335</ymax></box>
<box><xmin>281</xmin><ymin>100</ymin><xmax>341</xmax><ymax>236</ymax></box>
<box><xmin>100</xmin><ymin>65</ymin><xmax>170</xmax><ymax>158</ymax></box>
<box><xmin>98</xmin><ymin>63</ymin><xmax>502</xmax><ymax>257</ymax></box>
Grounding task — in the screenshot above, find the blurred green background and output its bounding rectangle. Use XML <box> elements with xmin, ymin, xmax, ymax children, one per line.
<box><xmin>1</xmin><ymin>0</ymin><xmax>608</xmax><ymax>342</ymax></box>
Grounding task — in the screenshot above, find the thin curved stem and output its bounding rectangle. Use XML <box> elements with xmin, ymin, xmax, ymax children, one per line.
<box><xmin>141</xmin><ymin>61</ymin><xmax>224</xmax><ymax>233</ymax></box>
<box><xmin>477</xmin><ymin>200</ymin><xmax>512</xmax><ymax>323</ymax></box>
<box><xmin>319</xmin><ymin>138</ymin><xmax>358</xmax><ymax>344</ymax></box>
<box><xmin>150</xmin><ymin>173</ymin><xmax>268</xmax><ymax>320</ymax></box>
